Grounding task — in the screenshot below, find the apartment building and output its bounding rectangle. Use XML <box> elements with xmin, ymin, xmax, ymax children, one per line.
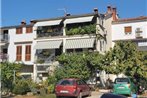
<box><xmin>0</xmin><ymin>6</ymin><xmax>118</xmax><ymax>82</ymax></box>
<box><xmin>112</xmin><ymin>16</ymin><xmax>147</xmax><ymax>51</ymax></box>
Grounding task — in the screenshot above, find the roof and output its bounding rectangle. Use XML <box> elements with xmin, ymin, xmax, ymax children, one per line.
<box><xmin>112</xmin><ymin>16</ymin><xmax>147</xmax><ymax>24</ymax></box>
<box><xmin>112</xmin><ymin>38</ymin><xmax>147</xmax><ymax>42</ymax></box>
<box><xmin>1</xmin><ymin>12</ymin><xmax>105</xmax><ymax>29</ymax></box>
<box><xmin>32</xmin><ymin>13</ymin><xmax>105</xmax><ymax>22</ymax></box>
<box><xmin>0</xmin><ymin>24</ymin><xmax>34</xmax><ymax>30</ymax></box>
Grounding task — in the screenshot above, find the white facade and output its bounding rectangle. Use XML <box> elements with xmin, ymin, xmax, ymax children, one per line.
<box><xmin>7</xmin><ymin>27</ymin><xmax>36</xmax><ymax>64</ymax></box>
<box><xmin>112</xmin><ymin>17</ymin><xmax>147</xmax><ymax>50</ymax></box>
<box><xmin>0</xmin><ymin>6</ymin><xmax>118</xmax><ymax>82</ymax></box>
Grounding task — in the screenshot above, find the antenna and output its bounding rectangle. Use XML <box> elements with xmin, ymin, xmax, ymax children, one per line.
<box><xmin>58</xmin><ymin>7</ymin><xmax>67</xmax><ymax>15</ymax></box>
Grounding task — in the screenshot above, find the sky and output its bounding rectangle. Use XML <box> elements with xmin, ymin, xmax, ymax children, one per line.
<box><xmin>1</xmin><ymin>0</ymin><xmax>147</xmax><ymax>27</ymax></box>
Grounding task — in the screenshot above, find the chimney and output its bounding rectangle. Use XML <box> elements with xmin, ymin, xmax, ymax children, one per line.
<box><xmin>107</xmin><ymin>5</ymin><xmax>112</xmax><ymax>13</ymax></box>
<box><xmin>30</xmin><ymin>20</ymin><xmax>36</xmax><ymax>25</ymax></box>
<box><xmin>66</xmin><ymin>13</ymin><xmax>71</xmax><ymax>16</ymax></box>
<box><xmin>94</xmin><ymin>8</ymin><xmax>98</xmax><ymax>14</ymax></box>
<box><xmin>112</xmin><ymin>7</ymin><xmax>117</xmax><ymax>21</ymax></box>
<box><xmin>21</xmin><ymin>20</ymin><xmax>26</xmax><ymax>25</ymax></box>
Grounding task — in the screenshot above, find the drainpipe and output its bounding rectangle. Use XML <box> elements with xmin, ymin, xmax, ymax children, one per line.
<box><xmin>63</xmin><ymin>23</ymin><xmax>66</xmax><ymax>53</ymax></box>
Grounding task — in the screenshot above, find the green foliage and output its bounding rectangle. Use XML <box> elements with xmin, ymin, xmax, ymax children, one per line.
<box><xmin>0</xmin><ymin>62</ymin><xmax>22</xmax><ymax>92</ymax></box>
<box><xmin>55</xmin><ymin>52</ymin><xmax>104</xmax><ymax>81</ymax></box>
<box><xmin>66</xmin><ymin>24</ymin><xmax>96</xmax><ymax>35</ymax></box>
<box><xmin>47</xmin><ymin>84</ymin><xmax>55</xmax><ymax>94</ymax></box>
<box><xmin>12</xmin><ymin>79</ymin><xmax>31</xmax><ymax>95</ymax></box>
<box><xmin>101</xmin><ymin>41</ymin><xmax>147</xmax><ymax>88</ymax></box>
<box><xmin>56</xmin><ymin>53</ymin><xmax>90</xmax><ymax>80</ymax></box>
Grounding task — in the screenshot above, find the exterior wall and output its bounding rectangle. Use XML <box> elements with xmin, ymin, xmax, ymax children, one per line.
<box><xmin>112</xmin><ymin>21</ymin><xmax>147</xmax><ymax>48</ymax></box>
<box><xmin>104</xmin><ymin>17</ymin><xmax>113</xmax><ymax>51</ymax></box>
<box><xmin>8</xmin><ymin>27</ymin><xmax>36</xmax><ymax>65</ymax></box>
<box><xmin>112</xmin><ymin>21</ymin><xmax>147</xmax><ymax>41</ymax></box>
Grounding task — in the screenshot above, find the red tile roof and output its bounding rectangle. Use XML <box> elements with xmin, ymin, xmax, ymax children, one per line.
<box><xmin>113</xmin><ymin>16</ymin><xmax>147</xmax><ymax>23</ymax></box>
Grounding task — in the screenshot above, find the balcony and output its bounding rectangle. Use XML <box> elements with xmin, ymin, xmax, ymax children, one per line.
<box><xmin>0</xmin><ymin>53</ymin><xmax>8</xmax><ymax>62</ymax></box>
<box><xmin>37</xmin><ymin>66</ymin><xmax>49</xmax><ymax>73</ymax></box>
<box><xmin>36</xmin><ymin>50</ymin><xmax>55</xmax><ymax>64</ymax></box>
<box><xmin>36</xmin><ymin>26</ymin><xmax>63</xmax><ymax>38</ymax></box>
<box><xmin>66</xmin><ymin>23</ymin><xmax>96</xmax><ymax>35</ymax></box>
<box><xmin>0</xmin><ymin>34</ymin><xmax>9</xmax><ymax>42</ymax></box>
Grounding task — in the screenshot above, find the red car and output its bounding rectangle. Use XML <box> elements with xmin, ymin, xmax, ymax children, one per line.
<box><xmin>55</xmin><ymin>78</ymin><xmax>91</xmax><ymax>98</ymax></box>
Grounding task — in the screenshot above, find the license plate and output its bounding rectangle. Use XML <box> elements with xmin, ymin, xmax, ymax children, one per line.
<box><xmin>119</xmin><ymin>87</ymin><xmax>124</xmax><ymax>89</ymax></box>
<box><xmin>60</xmin><ymin>90</ymin><xmax>69</xmax><ymax>93</ymax></box>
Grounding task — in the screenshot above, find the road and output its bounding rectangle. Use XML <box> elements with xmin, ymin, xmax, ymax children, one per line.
<box><xmin>87</xmin><ymin>91</ymin><xmax>132</xmax><ymax>98</ymax></box>
<box><xmin>87</xmin><ymin>91</ymin><xmax>103</xmax><ymax>98</ymax></box>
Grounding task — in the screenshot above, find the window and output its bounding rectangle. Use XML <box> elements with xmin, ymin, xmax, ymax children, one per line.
<box><xmin>16</xmin><ymin>27</ymin><xmax>22</xmax><ymax>34</ymax></box>
<box><xmin>124</xmin><ymin>26</ymin><xmax>132</xmax><ymax>34</ymax></box>
<box><xmin>16</xmin><ymin>46</ymin><xmax>22</xmax><ymax>61</ymax></box>
<box><xmin>25</xmin><ymin>45</ymin><xmax>31</xmax><ymax>61</ymax></box>
<box><xmin>26</xmin><ymin>27</ymin><xmax>33</xmax><ymax>33</ymax></box>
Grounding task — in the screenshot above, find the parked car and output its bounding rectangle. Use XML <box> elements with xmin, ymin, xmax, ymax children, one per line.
<box><xmin>55</xmin><ymin>78</ymin><xmax>91</xmax><ymax>98</ymax></box>
<box><xmin>113</xmin><ymin>77</ymin><xmax>137</xmax><ymax>96</ymax></box>
<box><xmin>101</xmin><ymin>93</ymin><xmax>127</xmax><ymax>98</ymax></box>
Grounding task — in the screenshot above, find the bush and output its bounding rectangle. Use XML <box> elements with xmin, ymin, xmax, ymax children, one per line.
<box><xmin>47</xmin><ymin>84</ymin><xmax>55</xmax><ymax>93</ymax></box>
<box><xmin>12</xmin><ymin>80</ymin><xmax>30</xmax><ymax>95</ymax></box>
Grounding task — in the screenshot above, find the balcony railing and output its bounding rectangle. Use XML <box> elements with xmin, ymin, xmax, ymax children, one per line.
<box><xmin>37</xmin><ymin>66</ymin><xmax>49</xmax><ymax>73</ymax></box>
<box><xmin>36</xmin><ymin>53</ymin><xmax>55</xmax><ymax>64</ymax></box>
<box><xmin>36</xmin><ymin>26</ymin><xmax>63</xmax><ymax>38</ymax></box>
<box><xmin>37</xmin><ymin>31</ymin><xmax>63</xmax><ymax>38</ymax></box>
<box><xmin>0</xmin><ymin>53</ymin><xmax>8</xmax><ymax>62</ymax></box>
<box><xmin>0</xmin><ymin>34</ymin><xmax>9</xmax><ymax>42</ymax></box>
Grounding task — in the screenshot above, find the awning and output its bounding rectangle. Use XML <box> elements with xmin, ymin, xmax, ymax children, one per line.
<box><xmin>35</xmin><ymin>19</ymin><xmax>62</xmax><ymax>27</ymax></box>
<box><xmin>64</xmin><ymin>16</ymin><xmax>94</xmax><ymax>24</ymax></box>
<box><xmin>34</xmin><ymin>40</ymin><xmax>62</xmax><ymax>49</ymax></box>
<box><xmin>65</xmin><ymin>38</ymin><xmax>95</xmax><ymax>49</ymax></box>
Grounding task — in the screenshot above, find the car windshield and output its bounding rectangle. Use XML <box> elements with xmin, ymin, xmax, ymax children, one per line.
<box><xmin>115</xmin><ymin>78</ymin><xmax>129</xmax><ymax>83</ymax></box>
<box><xmin>58</xmin><ymin>79</ymin><xmax>74</xmax><ymax>85</ymax></box>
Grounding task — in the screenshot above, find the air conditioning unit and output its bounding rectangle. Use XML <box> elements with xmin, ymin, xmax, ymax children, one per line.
<box><xmin>135</xmin><ymin>28</ymin><xmax>142</xmax><ymax>33</ymax></box>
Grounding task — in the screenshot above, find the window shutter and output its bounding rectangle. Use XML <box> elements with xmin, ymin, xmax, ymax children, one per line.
<box><xmin>26</xmin><ymin>27</ymin><xmax>33</xmax><ymax>33</ymax></box>
<box><xmin>16</xmin><ymin>46</ymin><xmax>22</xmax><ymax>61</ymax></box>
<box><xmin>16</xmin><ymin>27</ymin><xmax>22</xmax><ymax>34</ymax></box>
<box><xmin>125</xmin><ymin>26</ymin><xmax>132</xmax><ymax>33</ymax></box>
<box><xmin>25</xmin><ymin>45</ymin><xmax>31</xmax><ymax>61</ymax></box>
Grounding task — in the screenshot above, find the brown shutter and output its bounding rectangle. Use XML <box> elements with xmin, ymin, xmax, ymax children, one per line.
<box><xmin>16</xmin><ymin>46</ymin><xmax>22</xmax><ymax>61</ymax></box>
<box><xmin>16</xmin><ymin>27</ymin><xmax>22</xmax><ymax>34</ymax></box>
<box><xmin>26</xmin><ymin>27</ymin><xmax>33</xmax><ymax>33</ymax></box>
<box><xmin>124</xmin><ymin>26</ymin><xmax>132</xmax><ymax>33</ymax></box>
<box><xmin>25</xmin><ymin>45</ymin><xmax>31</xmax><ymax>61</ymax></box>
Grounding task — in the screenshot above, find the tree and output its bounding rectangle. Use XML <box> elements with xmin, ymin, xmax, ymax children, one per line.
<box><xmin>55</xmin><ymin>52</ymin><xmax>91</xmax><ymax>80</ymax></box>
<box><xmin>0</xmin><ymin>62</ymin><xmax>22</xmax><ymax>93</ymax></box>
<box><xmin>102</xmin><ymin>41</ymin><xmax>147</xmax><ymax>88</ymax></box>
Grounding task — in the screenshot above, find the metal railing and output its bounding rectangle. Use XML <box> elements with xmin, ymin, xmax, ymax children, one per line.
<box><xmin>36</xmin><ymin>53</ymin><xmax>55</xmax><ymax>64</ymax></box>
<box><xmin>0</xmin><ymin>53</ymin><xmax>9</xmax><ymax>62</ymax></box>
<box><xmin>0</xmin><ymin>34</ymin><xmax>9</xmax><ymax>42</ymax></box>
<box><xmin>37</xmin><ymin>31</ymin><xmax>63</xmax><ymax>38</ymax></box>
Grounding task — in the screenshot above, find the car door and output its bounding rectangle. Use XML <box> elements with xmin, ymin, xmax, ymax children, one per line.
<box><xmin>77</xmin><ymin>80</ymin><xmax>85</xmax><ymax>95</ymax></box>
<box><xmin>81</xmin><ymin>80</ymin><xmax>90</xmax><ymax>95</ymax></box>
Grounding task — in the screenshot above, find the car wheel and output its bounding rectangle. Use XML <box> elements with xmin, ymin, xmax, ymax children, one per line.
<box><xmin>56</xmin><ymin>96</ymin><xmax>60</xmax><ymax>98</ymax></box>
<box><xmin>77</xmin><ymin>92</ymin><xmax>82</xmax><ymax>98</ymax></box>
